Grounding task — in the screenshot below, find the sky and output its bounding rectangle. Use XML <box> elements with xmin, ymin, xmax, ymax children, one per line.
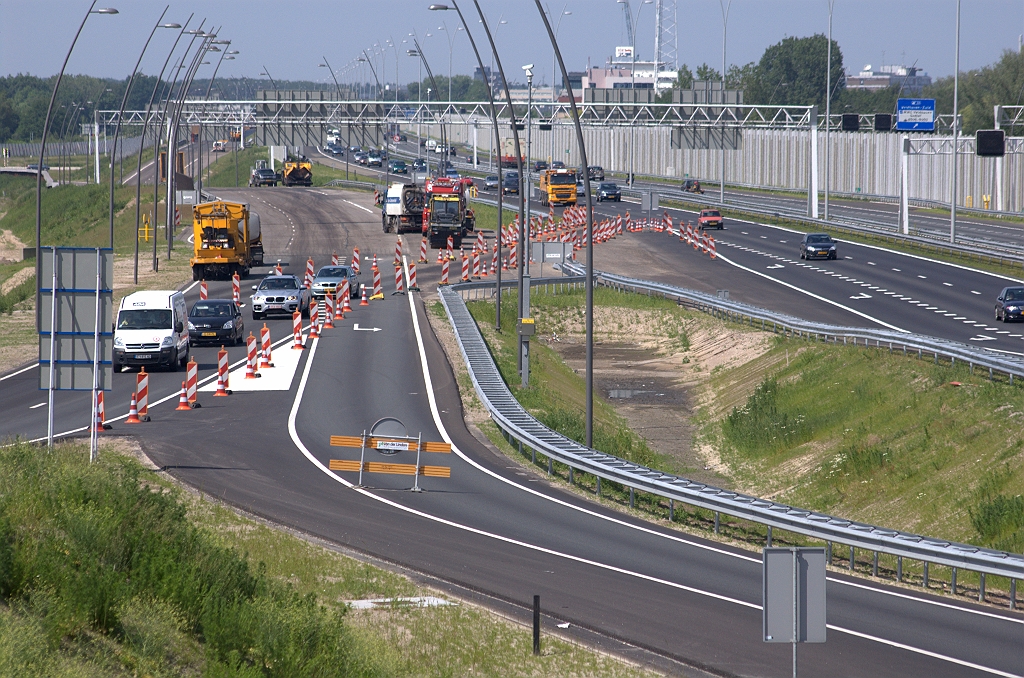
<box><xmin>2</xmin><ymin>1</ymin><xmax>1023</xmax><ymax>90</ymax></box>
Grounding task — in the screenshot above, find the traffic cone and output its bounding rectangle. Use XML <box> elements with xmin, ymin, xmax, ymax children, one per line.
<box><xmin>125</xmin><ymin>391</ymin><xmax>142</xmax><ymax>424</ymax></box>
<box><xmin>214</xmin><ymin>369</ymin><xmax>230</xmax><ymax>396</ymax></box>
<box><xmin>359</xmin><ymin>284</ymin><xmax>370</xmax><ymax>306</ymax></box>
<box><xmin>176</xmin><ymin>381</ymin><xmax>192</xmax><ymax>410</ymax></box>
<box><xmin>92</xmin><ymin>391</ymin><xmax>108</xmax><ymax>432</ymax></box>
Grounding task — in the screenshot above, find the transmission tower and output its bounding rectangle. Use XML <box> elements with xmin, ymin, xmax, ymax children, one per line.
<box><xmin>654</xmin><ymin>0</ymin><xmax>678</xmax><ymax>72</ymax></box>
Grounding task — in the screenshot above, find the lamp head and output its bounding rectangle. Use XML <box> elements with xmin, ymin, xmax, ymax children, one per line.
<box><xmin>161</xmin><ymin>23</ymin><xmax>182</xmax><ymax>29</ymax></box>
<box><xmin>93</xmin><ymin>8</ymin><xmax>118</xmax><ymax>14</ymax></box>
<box><xmin>428</xmin><ymin>4</ymin><xmax>450</xmax><ymax>9</ymax></box>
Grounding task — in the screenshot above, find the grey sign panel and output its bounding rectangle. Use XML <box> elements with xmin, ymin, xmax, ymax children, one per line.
<box><xmin>531</xmin><ymin>241</ymin><xmax>573</xmax><ymax>265</ymax></box>
<box><xmin>641</xmin><ymin>193</ymin><xmax>660</xmax><ymax>212</ymax></box>
<box><xmin>672</xmin><ymin>127</ymin><xmax>743</xmax><ymax>150</ymax></box>
<box><xmin>763</xmin><ymin>548</ymin><xmax>826</xmax><ymax>644</ymax></box>
<box><xmin>38</xmin><ymin>247</ymin><xmax>114</xmax><ymax>391</ymax></box>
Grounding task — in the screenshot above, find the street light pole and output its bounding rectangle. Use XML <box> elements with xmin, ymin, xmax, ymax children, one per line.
<box><xmin>824</xmin><ymin>0</ymin><xmax>835</xmax><ymax>221</ymax></box>
<box><xmin>618</xmin><ymin>0</ymin><xmax>650</xmax><ymax>188</ymax></box>
<box><xmin>548</xmin><ymin>5</ymin><xmax>571</xmax><ymax>164</ymax></box>
<box><xmin>720</xmin><ymin>0</ymin><xmax>732</xmax><ymax>205</ymax></box>
<box><xmin>950</xmin><ymin>0</ymin><xmax>961</xmax><ymax>244</ymax></box>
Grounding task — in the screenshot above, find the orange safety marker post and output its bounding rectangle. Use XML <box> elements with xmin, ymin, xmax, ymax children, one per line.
<box><xmin>370</xmin><ymin>266</ymin><xmax>384</xmax><ymax>300</ymax></box>
<box><xmin>352</xmin><ymin>247</ymin><xmax>361</xmax><ymax>274</ymax></box>
<box><xmin>175</xmin><ymin>382</ymin><xmax>192</xmax><ymax>410</ymax></box>
<box><xmin>305</xmin><ymin>257</ymin><xmax>315</xmax><ymax>289</ymax></box>
<box><xmin>492</xmin><ymin>245</ymin><xmax>498</xmax><ymax>272</ymax></box>
<box><xmin>199</xmin><ymin>280</ymin><xmax>208</xmax><ymax>300</ymax></box>
<box><xmin>136</xmin><ymin>368</ymin><xmax>150</xmax><ymax>420</ymax></box>
<box><xmin>244</xmin><ymin>333</ymin><xmax>260</xmax><ymax>378</ymax></box>
<box><xmin>93</xmin><ymin>391</ymin><xmax>109</xmax><ymax>432</ymax></box>
<box><xmin>437</xmin><ymin>248</ymin><xmax>444</xmax><ymax>265</ymax></box>
<box><xmin>232</xmin><ymin>272</ymin><xmax>240</xmax><ymax>304</ymax></box>
<box><xmin>309</xmin><ymin>303</ymin><xmax>321</xmax><ymax>339</ymax></box>
<box><xmin>331</xmin><ymin>250</ymin><xmax>339</xmax><ymax>266</ymax></box>
<box><xmin>323</xmin><ymin>292</ymin><xmax>335</xmax><ymax>329</ymax></box>
<box><xmin>125</xmin><ymin>391</ymin><xmax>142</xmax><ymax>424</ymax></box>
<box><xmin>709</xmin><ymin>236</ymin><xmax>717</xmax><ymax>259</ymax></box>
<box><xmin>476</xmin><ymin>230</ymin><xmax>485</xmax><ymax>252</ymax></box>
<box><xmin>341</xmin><ymin>279</ymin><xmax>353</xmax><ymax>313</ymax></box>
<box><xmin>408</xmin><ymin>262</ymin><xmax>420</xmax><ymax>291</ymax></box>
<box><xmin>461</xmin><ymin>254</ymin><xmax>470</xmax><ymax>282</ymax></box>
<box><xmin>394</xmin><ymin>237</ymin><xmax>403</xmax><ymax>265</ymax></box>
<box><xmin>260</xmin><ymin>323</ymin><xmax>275</xmax><ymax>366</ymax></box>
<box><xmin>334</xmin><ymin>287</ymin><xmax>345</xmax><ymax>321</ymax></box>
<box><xmin>215</xmin><ymin>346</ymin><xmax>231</xmax><ymax>395</ymax></box>
<box><xmin>419</xmin><ymin>238</ymin><xmax>428</xmax><ymax>263</ymax></box>
<box><xmin>472</xmin><ymin>249</ymin><xmax>480</xmax><ymax>278</ymax></box>
<box><xmin>359</xmin><ymin>284</ymin><xmax>370</xmax><ymax>306</ymax></box>
<box><xmin>275</xmin><ymin>263</ymin><xmax>283</xmax><ymax>275</ymax></box>
<box><xmin>446</xmin><ymin>236</ymin><xmax>454</xmax><ymax>260</ymax></box>
<box><xmin>393</xmin><ymin>265</ymin><xmax>405</xmax><ymax>295</ymax></box>
<box><xmin>292</xmin><ymin>312</ymin><xmax>305</xmax><ymax>349</ymax></box>
<box><xmin>186</xmin><ymin>358</ymin><xmax>200</xmax><ymax>406</ymax></box>
<box><xmin>441</xmin><ymin>258</ymin><xmax>450</xmax><ymax>285</ymax></box>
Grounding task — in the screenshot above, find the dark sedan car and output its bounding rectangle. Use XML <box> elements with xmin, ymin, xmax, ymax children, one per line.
<box><xmin>502</xmin><ymin>175</ymin><xmax>520</xmax><ymax>195</ymax></box>
<box><xmin>188</xmin><ymin>299</ymin><xmax>244</xmax><ymax>346</ymax></box>
<box><xmin>996</xmin><ymin>286</ymin><xmax>1024</xmax><ymax>322</ymax></box>
<box><xmin>596</xmin><ymin>182</ymin><xmax>621</xmax><ymax>202</ymax></box>
<box><xmin>800</xmin><ymin>233</ymin><xmax>837</xmax><ymax>260</ymax></box>
<box><xmin>588</xmin><ymin>166</ymin><xmax>605</xmax><ymax>181</ymax></box>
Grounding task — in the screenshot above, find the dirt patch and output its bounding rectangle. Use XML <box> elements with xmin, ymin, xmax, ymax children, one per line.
<box><xmin>0</xmin><ymin>229</ymin><xmax>26</xmax><ymax>263</ymax></box>
<box><xmin>1</xmin><ymin>266</ymin><xmax>33</xmax><ymax>295</ymax></box>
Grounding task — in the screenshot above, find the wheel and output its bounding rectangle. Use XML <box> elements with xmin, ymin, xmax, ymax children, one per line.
<box><xmin>301</xmin><ymin>304</ymin><xmax>310</xmax><ymax>319</ymax></box>
<box><xmin>253</xmin><ymin>311</ymin><xmax>263</xmax><ymax>320</ymax></box>
<box><xmin>180</xmin><ymin>349</ymin><xmax>189</xmax><ymax>368</ymax></box>
<box><xmin>113</xmin><ymin>363</ymin><xmax>123</xmax><ymax>374</ymax></box>
<box><xmin>169</xmin><ymin>349</ymin><xmax>179</xmax><ymax>372</ymax></box>
<box><xmin>800</xmin><ymin>252</ymin><xmax>805</xmax><ymax>260</ymax></box>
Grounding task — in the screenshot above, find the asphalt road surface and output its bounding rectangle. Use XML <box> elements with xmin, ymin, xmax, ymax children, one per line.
<box><xmin>7</xmin><ymin>183</ymin><xmax>1023</xmax><ymax>677</ymax></box>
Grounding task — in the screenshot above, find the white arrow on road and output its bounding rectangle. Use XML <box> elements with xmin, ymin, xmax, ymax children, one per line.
<box><xmin>849</xmin><ymin>293</ymin><xmax>872</xmax><ymax>300</ymax></box>
<box><xmin>353</xmin><ymin>324</ymin><xmax>382</xmax><ymax>332</ymax></box>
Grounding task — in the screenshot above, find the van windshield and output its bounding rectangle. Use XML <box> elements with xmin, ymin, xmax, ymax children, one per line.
<box><xmin>118</xmin><ymin>309</ymin><xmax>171</xmax><ymax>329</ymax></box>
<box><xmin>549</xmin><ymin>174</ymin><xmax>576</xmax><ymax>185</ymax></box>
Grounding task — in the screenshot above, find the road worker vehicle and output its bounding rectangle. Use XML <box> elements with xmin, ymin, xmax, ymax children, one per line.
<box><xmin>190</xmin><ymin>200</ymin><xmax>264</xmax><ymax>280</ymax></box>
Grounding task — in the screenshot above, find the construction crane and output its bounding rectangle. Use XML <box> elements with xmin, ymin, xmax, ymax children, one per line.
<box><xmin>620</xmin><ymin>0</ymin><xmax>635</xmax><ymax>45</ymax></box>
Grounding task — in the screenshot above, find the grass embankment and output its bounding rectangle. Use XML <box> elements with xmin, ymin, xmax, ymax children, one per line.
<box><xmin>461</xmin><ymin>286</ymin><xmax>690</xmax><ymax>507</ymax></box>
<box><xmin>0</xmin><ymin>440</ymin><xmax>651</xmax><ymax>678</ymax></box>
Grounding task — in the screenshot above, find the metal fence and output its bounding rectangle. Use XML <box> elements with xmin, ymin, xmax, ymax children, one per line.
<box><xmin>2</xmin><ymin>135</ymin><xmax>151</xmax><ymax>162</ymax></box>
<box><xmin>439</xmin><ymin>271</ymin><xmax>1024</xmax><ymax>604</ymax></box>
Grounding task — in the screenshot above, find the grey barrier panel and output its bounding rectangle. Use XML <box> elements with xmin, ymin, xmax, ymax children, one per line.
<box><xmin>439</xmin><ymin>274</ymin><xmax>1024</xmax><ymax>581</ymax></box>
<box><xmin>763</xmin><ymin>548</ymin><xmax>826</xmax><ymax>644</ymax></box>
<box><xmin>39</xmin><ymin>247</ymin><xmax>113</xmax><ymax>391</ymax></box>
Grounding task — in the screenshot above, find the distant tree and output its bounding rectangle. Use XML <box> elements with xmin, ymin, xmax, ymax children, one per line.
<box><xmin>14</xmin><ymin>93</ymin><xmax>48</xmax><ymax>142</ymax></box>
<box><xmin>924</xmin><ymin>49</ymin><xmax>1024</xmax><ymax>134</ymax></box>
<box><xmin>656</xmin><ymin>64</ymin><xmax>695</xmax><ymax>103</ymax></box>
<box><xmin>0</xmin><ymin>93</ymin><xmax>19</xmax><ymax>142</ymax></box>
<box><xmin>695</xmin><ymin>63</ymin><xmax>722</xmax><ymax>82</ymax></box>
<box><xmin>726</xmin><ymin>62</ymin><xmax>759</xmax><ymax>97</ymax></box>
<box><xmin>746</xmin><ymin>34</ymin><xmax>843</xmax><ymax>109</ymax></box>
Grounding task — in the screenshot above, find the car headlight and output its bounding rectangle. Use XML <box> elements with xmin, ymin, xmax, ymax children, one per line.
<box><xmin>806</xmin><ymin>245</ymin><xmax>816</xmax><ymax>250</ymax></box>
<box><xmin>187</xmin><ymin>321</ymin><xmax>196</xmax><ymax>331</ymax></box>
<box><xmin>1007</xmin><ymin>306</ymin><xmax>1019</xmax><ymax>312</ymax></box>
<box><xmin>829</xmin><ymin>245</ymin><xmax>836</xmax><ymax>250</ymax></box>
<box><xmin>114</xmin><ymin>337</ymin><xmax>124</xmax><ymax>349</ymax></box>
<box><xmin>287</xmin><ymin>295</ymin><xmax>298</xmax><ymax>301</ymax></box>
<box><xmin>161</xmin><ymin>336</ymin><xmax>174</xmax><ymax>347</ymax></box>
<box><xmin>222</xmin><ymin>320</ymin><xmax>234</xmax><ymax>330</ymax></box>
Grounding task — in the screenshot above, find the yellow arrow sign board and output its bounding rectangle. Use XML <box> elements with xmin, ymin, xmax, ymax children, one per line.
<box><xmin>329</xmin><ymin>459</ymin><xmax>450</xmax><ymax>478</ymax></box>
<box><xmin>330</xmin><ymin>435</ymin><xmax>451</xmax><ymax>453</ymax></box>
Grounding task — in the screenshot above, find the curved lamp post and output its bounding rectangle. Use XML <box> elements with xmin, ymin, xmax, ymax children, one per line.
<box><xmin>35</xmin><ymin>3</ymin><xmax>117</xmax><ymax>334</ymax></box>
<box><xmin>534</xmin><ymin>0</ymin><xmax>596</xmax><ymax>446</ymax></box>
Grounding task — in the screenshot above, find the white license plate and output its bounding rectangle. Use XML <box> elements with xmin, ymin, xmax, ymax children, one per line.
<box><xmin>135</xmin><ymin>354</ymin><xmax>151</xmax><ymax>360</ymax></box>
<box><xmin>268</xmin><ymin>304</ymin><xmax>283</xmax><ymax>309</ymax></box>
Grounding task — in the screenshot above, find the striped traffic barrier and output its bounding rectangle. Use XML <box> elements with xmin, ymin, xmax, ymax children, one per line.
<box><xmin>352</xmin><ymin>247</ymin><xmax>361</xmax><ymax>274</ymax></box>
<box><xmin>461</xmin><ymin>254</ymin><xmax>470</xmax><ymax>282</ymax></box>
<box><xmin>175</xmin><ymin>382</ymin><xmax>192</xmax><ymax>410</ymax></box>
<box><xmin>419</xmin><ymin>238</ymin><xmax>428</xmax><ymax>263</ymax></box>
<box><xmin>709</xmin><ymin>236</ymin><xmax>717</xmax><ymax>259</ymax></box>
<box><xmin>186</xmin><ymin>358</ymin><xmax>199</xmax><ymax>405</ymax></box>
<box><xmin>371</xmin><ymin>253</ymin><xmax>378</xmax><ymax>269</ymax></box>
<box><xmin>260</xmin><ymin>323</ymin><xmax>275</xmax><ymax>366</ymax></box>
<box><xmin>476</xmin><ymin>230</ymin><xmax>485</xmax><ymax>252</ymax></box>
<box><xmin>125</xmin><ymin>392</ymin><xmax>142</xmax><ymax>424</ymax></box>
<box><xmin>215</xmin><ymin>346</ymin><xmax>230</xmax><ymax>395</ymax></box>
<box><xmin>334</xmin><ymin>288</ymin><xmax>345</xmax><ymax>321</ymax></box>
<box><xmin>232</xmin><ymin>273</ymin><xmax>240</xmax><ymax>304</ymax></box>
<box><xmin>394</xmin><ymin>238</ymin><xmax>402</xmax><ymax>265</ymax></box>
<box><xmin>305</xmin><ymin>257</ymin><xmax>315</xmax><ymax>289</ymax></box>
<box><xmin>359</xmin><ymin>284</ymin><xmax>370</xmax><ymax>306</ymax></box>
<box><xmin>341</xmin><ymin>279</ymin><xmax>353</xmax><ymax>313</ymax></box>
<box><xmin>370</xmin><ymin>266</ymin><xmax>384</xmax><ymax>300</ymax></box>
<box><xmin>323</xmin><ymin>293</ymin><xmax>335</xmax><ymax>329</ymax></box>
<box><xmin>136</xmin><ymin>368</ymin><xmax>149</xmax><ymax>419</ymax></box>
<box><xmin>275</xmin><ymin>263</ymin><xmax>283</xmax><ymax>275</ymax></box>
<box><xmin>292</xmin><ymin>312</ymin><xmax>304</xmax><ymax>349</ymax></box>
<box><xmin>93</xmin><ymin>391</ymin><xmax>107</xmax><ymax>432</ymax></box>
<box><xmin>199</xmin><ymin>280</ymin><xmax>208</xmax><ymax>300</ymax></box>
<box><xmin>492</xmin><ymin>245</ymin><xmax>498</xmax><ymax>272</ymax></box>
<box><xmin>441</xmin><ymin>258</ymin><xmax>450</xmax><ymax>285</ymax></box>
<box><xmin>472</xmin><ymin>249</ymin><xmax>480</xmax><ymax>278</ymax></box>
<box><xmin>408</xmin><ymin>262</ymin><xmax>420</xmax><ymax>291</ymax></box>
<box><xmin>332</xmin><ymin>251</ymin><xmax>339</xmax><ymax>266</ymax></box>
<box><xmin>245</xmin><ymin>333</ymin><xmax>259</xmax><ymax>378</ymax></box>
<box><xmin>393</xmin><ymin>265</ymin><xmax>405</xmax><ymax>295</ymax></box>
<box><xmin>309</xmin><ymin>304</ymin><xmax>321</xmax><ymax>338</ymax></box>
<box><xmin>446</xmin><ymin>235</ymin><xmax>454</xmax><ymax>260</ymax></box>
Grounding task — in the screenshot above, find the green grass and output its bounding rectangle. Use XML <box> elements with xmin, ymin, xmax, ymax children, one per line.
<box><xmin>0</xmin><ymin>440</ymin><xmax>654</xmax><ymax>677</ymax></box>
<box><xmin>203</xmin><ymin>145</ymin><xmax>265</xmax><ymax>188</ymax></box>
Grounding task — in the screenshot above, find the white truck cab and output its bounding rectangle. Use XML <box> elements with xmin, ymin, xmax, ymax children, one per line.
<box><xmin>113</xmin><ymin>290</ymin><xmax>189</xmax><ymax>373</ymax></box>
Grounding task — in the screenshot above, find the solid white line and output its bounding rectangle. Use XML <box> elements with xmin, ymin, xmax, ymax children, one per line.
<box><xmin>827</xmin><ymin>625</ymin><xmax>1022</xmax><ymax>677</ymax></box>
<box><xmin>714</xmin><ymin>251</ymin><xmax>908</xmax><ymax>332</ymax></box>
<box><xmin>29</xmin><ymin>402</ymin><xmax>46</xmax><ymax>409</ymax></box>
<box><xmin>344</xmin><ymin>199</ymin><xmax>374</xmax><ymax>214</ymax></box>
<box><xmin>832</xmin><ymin>577</ymin><xmax>1024</xmax><ymax>625</ymax></box>
<box><xmin>0</xmin><ymin>363</ymin><xmax>36</xmax><ymax>382</ymax></box>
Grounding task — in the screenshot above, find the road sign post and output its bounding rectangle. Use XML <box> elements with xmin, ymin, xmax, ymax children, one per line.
<box><xmin>763</xmin><ymin>547</ymin><xmax>826</xmax><ymax>677</ymax></box>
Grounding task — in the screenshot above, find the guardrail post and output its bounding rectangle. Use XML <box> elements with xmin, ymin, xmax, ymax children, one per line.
<box><xmin>669</xmin><ymin>498</ymin><xmax>675</xmax><ymax>521</ymax></box>
<box><xmin>714</xmin><ymin>511</ymin><xmax>720</xmax><ymax>534</ymax></box>
<box><xmin>569</xmin><ymin>466</ymin><xmax>574</xmax><ymax>484</ymax></box>
<box><xmin>767</xmin><ymin>526</ymin><xmax>773</xmax><ymax>547</ymax></box>
<box><xmin>629</xmin><ymin>487</ymin><xmax>635</xmax><ymax>508</ymax></box>
<box><xmin>951</xmin><ymin>567</ymin><xmax>958</xmax><ymax>595</ymax></box>
<box><xmin>849</xmin><ymin>546</ymin><xmax>855</xmax><ymax>570</ymax></box>
<box><xmin>872</xmin><ymin>551</ymin><xmax>878</xmax><ymax>577</ymax></box>
<box><xmin>547</xmin><ymin>457</ymin><xmax>552</xmax><ymax>474</ymax></box>
<box><xmin>1011</xmin><ymin>579</ymin><xmax>1017</xmax><ymax>610</ymax></box>
<box><xmin>826</xmin><ymin>541</ymin><xmax>832</xmax><ymax>565</ymax></box>
<box><xmin>979</xmin><ymin>573</ymin><xmax>986</xmax><ymax>602</ymax></box>
<box><xmin>533</xmin><ymin>594</ymin><xmax>541</xmax><ymax>655</ymax></box>
<box><xmin>531</xmin><ymin>446</ymin><xmax>536</xmax><ymax>464</ymax></box>
<box><xmin>897</xmin><ymin>556</ymin><xmax>903</xmax><ymax>582</ymax></box>
<box><xmin>596</xmin><ymin>477</ymin><xmax>601</xmax><ymax>497</ymax></box>
<box><xmin>923</xmin><ymin>561</ymin><xmax>929</xmax><ymax>588</ymax></box>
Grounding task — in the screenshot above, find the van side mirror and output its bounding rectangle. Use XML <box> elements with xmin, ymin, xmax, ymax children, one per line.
<box><xmin>175</xmin><ymin>321</ymin><xmax>183</xmax><ymax>333</ymax></box>
<box><xmin>251</xmin><ymin>285</ymin><xmax>258</xmax><ymax>290</ymax></box>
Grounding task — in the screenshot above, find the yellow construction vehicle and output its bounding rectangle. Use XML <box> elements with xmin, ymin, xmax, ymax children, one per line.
<box><xmin>190</xmin><ymin>201</ymin><xmax>264</xmax><ymax>280</ymax></box>
<box><xmin>538</xmin><ymin>167</ymin><xmax>577</xmax><ymax>206</ymax></box>
<box><xmin>282</xmin><ymin>158</ymin><xmax>313</xmax><ymax>186</ymax></box>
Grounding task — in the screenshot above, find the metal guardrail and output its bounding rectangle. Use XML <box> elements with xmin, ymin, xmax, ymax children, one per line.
<box><xmin>323</xmin><ymin>178</ymin><xmax>379</xmax><ymax>191</ymax></box>
<box><xmin>439</xmin><ymin>272</ymin><xmax>1024</xmax><ymax>591</ymax></box>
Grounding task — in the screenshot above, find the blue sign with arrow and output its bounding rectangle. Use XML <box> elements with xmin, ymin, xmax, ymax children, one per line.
<box><xmin>896</xmin><ymin>99</ymin><xmax>936</xmax><ymax>131</ymax></box>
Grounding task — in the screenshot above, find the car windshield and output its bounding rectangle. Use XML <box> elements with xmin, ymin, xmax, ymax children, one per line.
<box><xmin>118</xmin><ymin>309</ymin><xmax>171</xmax><ymax>329</ymax></box>
<box><xmin>703</xmin><ymin>210</ymin><xmax>721</xmax><ymax>218</ymax></box>
<box><xmin>550</xmin><ymin>174</ymin><xmax>576</xmax><ymax>185</ymax></box>
<box><xmin>259</xmin><ymin>278</ymin><xmax>299</xmax><ymax>290</ymax></box>
<box><xmin>316</xmin><ymin>267</ymin><xmax>351</xmax><ymax>279</ymax></box>
<box><xmin>190</xmin><ymin>302</ymin><xmax>234</xmax><ymax>318</ymax></box>
<box><xmin>486</xmin><ymin>176</ymin><xmax>498</xmax><ymax>182</ymax></box>
<box><xmin>806</xmin><ymin>234</ymin><xmax>832</xmax><ymax>244</ymax></box>
<box><xmin>1005</xmin><ymin>288</ymin><xmax>1024</xmax><ymax>301</ymax></box>
<box><xmin>600</xmin><ymin>183</ymin><xmax>618</xmax><ymax>190</ymax></box>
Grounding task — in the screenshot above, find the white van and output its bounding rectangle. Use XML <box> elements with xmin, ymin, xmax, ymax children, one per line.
<box><xmin>424</xmin><ymin>138</ymin><xmax>438</xmax><ymax>151</ymax></box>
<box><xmin>113</xmin><ymin>290</ymin><xmax>189</xmax><ymax>372</ymax></box>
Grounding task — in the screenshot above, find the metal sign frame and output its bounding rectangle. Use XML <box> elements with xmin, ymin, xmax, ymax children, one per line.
<box><xmin>763</xmin><ymin>547</ymin><xmax>826</xmax><ymax>677</ymax></box>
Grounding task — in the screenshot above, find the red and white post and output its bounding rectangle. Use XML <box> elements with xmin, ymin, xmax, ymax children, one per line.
<box><xmin>408</xmin><ymin>262</ymin><xmax>419</xmax><ymax>291</ymax></box>
<box><xmin>232</xmin><ymin>273</ymin><xmax>240</xmax><ymax>305</ymax></box>
<box><xmin>186</xmin><ymin>358</ymin><xmax>199</xmax><ymax>405</ymax></box>
<box><xmin>419</xmin><ymin>238</ymin><xmax>428</xmax><ymax>263</ymax></box>
<box><xmin>199</xmin><ymin>280</ymin><xmax>208</xmax><ymax>300</ymax></box>
<box><xmin>245</xmin><ymin>333</ymin><xmax>259</xmax><ymax>378</ymax></box>
<box><xmin>215</xmin><ymin>346</ymin><xmax>230</xmax><ymax>395</ymax></box>
<box><xmin>292</xmin><ymin>311</ymin><xmax>304</xmax><ymax>349</ymax></box>
<box><xmin>260</xmin><ymin>323</ymin><xmax>274</xmax><ymax>366</ymax></box>
<box><xmin>136</xmin><ymin>368</ymin><xmax>150</xmax><ymax>421</ymax></box>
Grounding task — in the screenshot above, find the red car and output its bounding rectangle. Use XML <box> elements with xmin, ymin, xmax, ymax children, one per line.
<box><xmin>698</xmin><ymin>208</ymin><xmax>723</xmax><ymax>230</ymax></box>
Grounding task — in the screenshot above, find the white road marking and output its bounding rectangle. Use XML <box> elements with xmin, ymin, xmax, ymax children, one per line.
<box><xmin>893</xmin><ymin>268</ymin><xmax>901</xmax><ymax>271</ymax></box>
<box><xmin>918</xmin><ymin>275</ymin><xmax>927</xmax><ymax>279</ymax></box>
<box><xmin>29</xmin><ymin>402</ymin><xmax>46</xmax><ymax>409</ymax></box>
<box><xmin>353</xmin><ymin>324</ymin><xmax>382</xmax><ymax>332</ymax></box>
<box><xmin>972</xmin><ymin>291</ymin><xmax>982</xmax><ymax>295</ymax></box>
<box><xmin>944</xmin><ymin>282</ymin><xmax>953</xmax><ymax>287</ymax></box>
<box><xmin>971</xmin><ymin>336</ymin><xmax>998</xmax><ymax>342</ymax></box>
<box><xmin>0</xmin><ymin>363</ymin><xmax>37</xmax><ymax>382</ymax></box>
<box><xmin>767</xmin><ymin>264</ymin><xmax>784</xmax><ymax>270</ymax></box>
<box><xmin>868</xmin><ymin>262</ymin><xmax>876</xmax><ymax>266</ymax></box>
<box><xmin>344</xmin><ymin>199</ymin><xmax>374</xmax><ymax>214</ymax></box>
<box><xmin>850</xmin><ymin>293</ymin><xmax>872</xmax><ymax>300</ymax></box>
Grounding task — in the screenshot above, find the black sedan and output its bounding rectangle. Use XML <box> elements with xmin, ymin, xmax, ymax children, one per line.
<box><xmin>502</xmin><ymin>175</ymin><xmax>520</xmax><ymax>196</ymax></box>
<box><xmin>188</xmin><ymin>299</ymin><xmax>244</xmax><ymax>346</ymax></box>
<box><xmin>996</xmin><ymin>286</ymin><xmax>1024</xmax><ymax>322</ymax></box>
<box><xmin>596</xmin><ymin>182</ymin><xmax>621</xmax><ymax>202</ymax></box>
<box><xmin>800</xmin><ymin>233</ymin><xmax>838</xmax><ymax>260</ymax></box>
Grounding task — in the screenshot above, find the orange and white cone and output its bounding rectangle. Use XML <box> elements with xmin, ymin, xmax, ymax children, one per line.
<box><xmin>125</xmin><ymin>391</ymin><xmax>142</xmax><ymax>424</ymax></box>
<box><xmin>93</xmin><ymin>391</ymin><xmax>107</xmax><ymax>432</ymax></box>
<box><xmin>359</xmin><ymin>285</ymin><xmax>370</xmax><ymax>306</ymax></box>
<box><xmin>175</xmin><ymin>381</ymin><xmax>192</xmax><ymax>410</ymax></box>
